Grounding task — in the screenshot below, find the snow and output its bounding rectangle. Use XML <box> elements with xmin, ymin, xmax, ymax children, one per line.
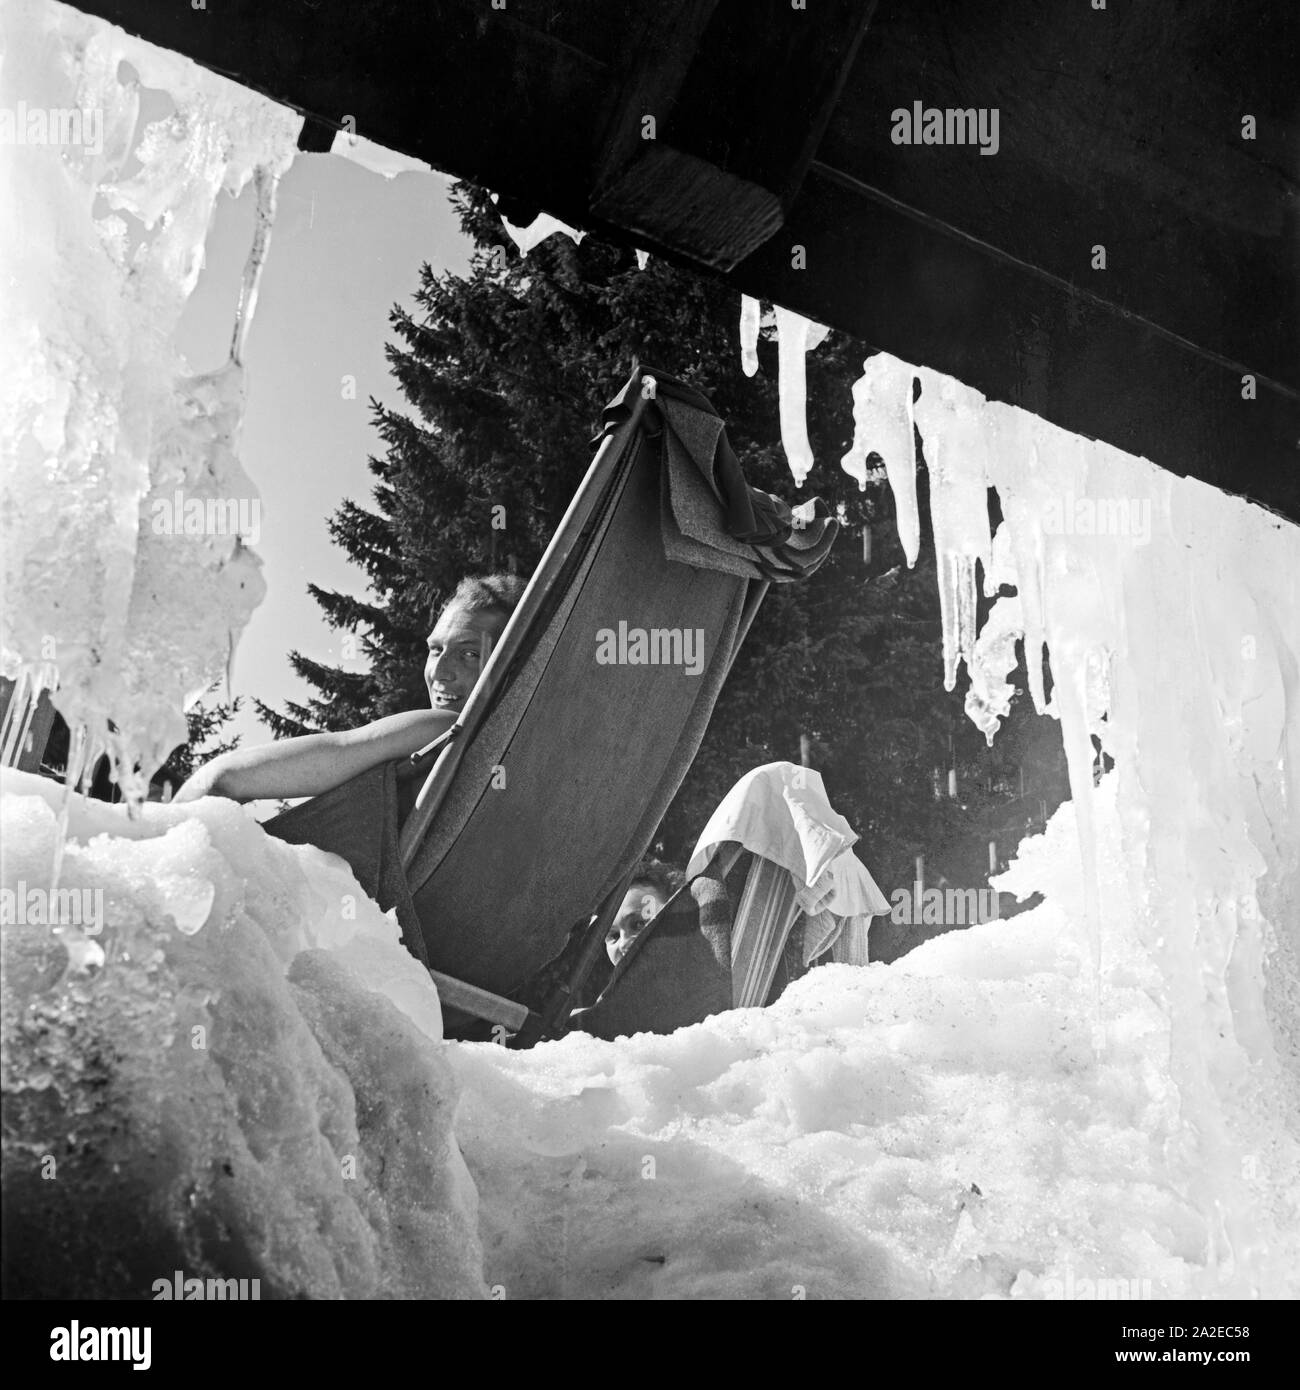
<box><xmin>454</xmin><ymin>780</ymin><xmax>1279</xmax><ymax>1299</ymax></box>
<box><xmin>492</xmin><ymin>199</ymin><xmax>587</xmax><ymax>258</ymax></box>
<box><xmin>834</xmin><ymin>348</ymin><xmax>1300</xmax><ymax>1295</ymax></box>
<box><xmin>1</xmin><ymin>767</ymin><xmax>483</xmax><ymax>1298</ymax></box>
<box><xmin>2</xmin><ymin>0</ymin><xmax>1298</xmax><ymax>1302</ymax></box>
<box><xmin>328</xmin><ymin>131</ymin><xmax>432</xmax><ymax>179</ymax></box>
<box><xmin>10</xmin><ymin>760</ymin><xmax>1293</xmax><ymax>1297</ymax></box>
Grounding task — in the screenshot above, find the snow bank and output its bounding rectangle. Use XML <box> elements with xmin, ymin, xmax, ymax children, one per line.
<box><xmin>1</xmin><ymin>768</ymin><xmax>483</xmax><ymax>1299</ymax></box>
<box><xmin>10</xmin><ymin>765</ymin><xmax>1294</xmax><ymax>1298</ymax></box>
<box><xmin>451</xmin><ymin>778</ymin><xmax>1299</xmax><ymax>1299</ymax></box>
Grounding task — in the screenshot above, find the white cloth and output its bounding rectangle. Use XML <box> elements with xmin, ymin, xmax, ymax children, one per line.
<box><xmin>687</xmin><ymin>762</ymin><xmax>891</xmax><ymax>936</ymax></box>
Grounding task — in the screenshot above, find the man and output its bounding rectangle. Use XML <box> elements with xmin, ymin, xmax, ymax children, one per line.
<box><xmin>175</xmin><ymin>574</ymin><xmax>525</xmax><ymax>803</ymax></box>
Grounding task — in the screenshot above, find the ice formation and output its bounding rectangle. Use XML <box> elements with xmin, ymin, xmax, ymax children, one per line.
<box><xmin>735</xmin><ymin>296</ymin><xmax>830</xmax><ymax>485</ymax></box>
<box><xmin>0</xmin><ymin>0</ymin><xmax>298</xmax><ymax>795</ymax></box>
<box><xmin>772</xmin><ymin>306</ymin><xmax>831</xmax><ymax>486</ymax></box>
<box><xmin>738</xmin><ymin>294</ymin><xmax>761</xmax><ymax>378</ymax></box>
<box><xmin>1</xmin><ymin>768</ymin><xmax>483</xmax><ymax>1297</ymax></box>
<box><xmin>841</xmin><ymin>351</ymin><xmax>922</xmax><ymax>564</ymax></box>
<box><xmin>833</xmin><ymin>347</ymin><xmax>1300</xmax><ymax>1293</ymax></box>
<box><xmin>493</xmin><ymin>200</ymin><xmax>587</xmax><ymax>258</ymax></box>
<box><xmin>328</xmin><ymin>130</ymin><xmax>432</xmax><ymax>179</ymax></box>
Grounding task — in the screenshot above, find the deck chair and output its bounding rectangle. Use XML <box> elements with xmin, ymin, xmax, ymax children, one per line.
<box><xmin>265</xmin><ymin>364</ymin><xmax>837</xmax><ymax>1044</ymax></box>
<box><xmin>572</xmin><ymin>843</ymin><xmax>821</xmax><ymax>1039</ymax></box>
<box><xmin>574</xmin><ymin>760</ymin><xmax>890</xmax><ymax>1039</ymax></box>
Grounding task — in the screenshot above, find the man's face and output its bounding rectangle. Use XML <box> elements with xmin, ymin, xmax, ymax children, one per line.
<box><xmin>605</xmin><ymin>882</ymin><xmax>667</xmax><ymax>967</ymax></box>
<box><xmin>425</xmin><ymin>601</ymin><xmax>508</xmax><ymax>713</ymax></box>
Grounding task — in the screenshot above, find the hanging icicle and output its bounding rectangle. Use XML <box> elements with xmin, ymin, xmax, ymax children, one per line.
<box><xmin>773</xmin><ymin>305</ymin><xmax>830</xmax><ymax>486</ymax></box>
<box><xmin>739</xmin><ymin>294</ymin><xmax>761</xmax><ymax>377</ymax></box>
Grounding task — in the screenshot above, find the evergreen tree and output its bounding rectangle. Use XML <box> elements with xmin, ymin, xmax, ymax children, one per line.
<box><xmin>154</xmin><ymin>687</ymin><xmax>244</xmax><ymax>793</ymax></box>
<box><xmin>260</xmin><ymin>181</ymin><xmax>1069</xmax><ymax>905</ymax></box>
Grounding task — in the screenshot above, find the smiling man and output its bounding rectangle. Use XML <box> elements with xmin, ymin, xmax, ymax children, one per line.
<box><xmin>175</xmin><ymin>573</ymin><xmax>525</xmax><ymax>804</ymax></box>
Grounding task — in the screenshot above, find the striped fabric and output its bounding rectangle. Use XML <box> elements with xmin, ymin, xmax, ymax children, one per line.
<box><xmin>830</xmin><ymin>915</ymin><xmax>872</xmax><ymax>966</ymax></box>
<box><xmin>730</xmin><ymin>854</ymin><xmax>804</xmax><ymax>1009</ymax></box>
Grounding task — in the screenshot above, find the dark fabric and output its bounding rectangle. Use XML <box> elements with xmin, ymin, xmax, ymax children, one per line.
<box><xmin>573</xmin><ymin>851</ymin><xmax>735</xmax><ymax>1040</ymax></box>
<box><xmin>599</xmin><ymin>367</ymin><xmax>838</xmax><ymax>581</ymax></box>
<box><xmin>575</xmin><ymin>843</ymin><xmax>812</xmax><ymax>1040</ymax></box>
<box><xmin>406</xmin><ymin>419</ymin><xmax>754</xmax><ymax>1001</ymax></box>
<box><xmin>578</xmin><ymin>845</ymin><xmax>811</xmax><ymax>1045</ymax></box>
<box><xmin>263</xmin><ymin>760</ymin><xmax>428</xmax><ymax>967</ymax></box>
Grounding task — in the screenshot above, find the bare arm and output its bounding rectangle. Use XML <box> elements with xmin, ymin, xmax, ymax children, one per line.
<box><xmin>174</xmin><ymin>708</ymin><xmax>456</xmax><ymax>804</ymax></box>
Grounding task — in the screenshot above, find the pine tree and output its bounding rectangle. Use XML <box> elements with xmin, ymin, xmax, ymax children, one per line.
<box><xmin>260</xmin><ymin>181</ymin><xmax>1069</xmax><ymax>903</ymax></box>
<box><xmin>154</xmin><ymin>687</ymin><xmax>244</xmax><ymax>792</ymax></box>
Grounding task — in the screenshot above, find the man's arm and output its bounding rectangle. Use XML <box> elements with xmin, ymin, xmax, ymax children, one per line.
<box><xmin>174</xmin><ymin>708</ymin><xmax>457</xmax><ymax>804</ymax></box>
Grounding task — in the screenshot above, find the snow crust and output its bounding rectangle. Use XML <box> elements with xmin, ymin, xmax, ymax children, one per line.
<box><xmin>1</xmin><ymin>768</ymin><xmax>483</xmax><ymax>1298</ymax></box>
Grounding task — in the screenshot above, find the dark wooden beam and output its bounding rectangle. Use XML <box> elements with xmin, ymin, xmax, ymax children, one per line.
<box><xmin>820</xmin><ymin>0</ymin><xmax>1300</xmax><ymax>387</ymax></box>
<box><xmin>591</xmin><ymin>0</ymin><xmax>878</xmax><ymax>269</ymax></box>
<box><xmin>733</xmin><ymin>164</ymin><xmax>1298</xmax><ymax>517</ymax></box>
<box><xmin>55</xmin><ymin>0</ymin><xmax>1300</xmax><ymax>520</ymax></box>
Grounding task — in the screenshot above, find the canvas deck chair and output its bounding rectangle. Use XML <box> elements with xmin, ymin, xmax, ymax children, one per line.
<box><xmin>574</xmin><ymin>841</ymin><xmax>879</xmax><ymax>1040</ymax></box>
<box><xmin>265</xmin><ymin>364</ymin><xmax>836</xmax><ymax>1045</ymax></box>
<box><xmin>569</xmin><ymin>844</ymin><xmax>808</xmax><ymax>1039</ymax></box>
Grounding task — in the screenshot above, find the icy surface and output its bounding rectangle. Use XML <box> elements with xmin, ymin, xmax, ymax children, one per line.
<box><xmin>1</xmin><ymin>768</ymin><xmax>483</xmax><ymax>1298</ymax></box>
<box><xmin>0</xmin><ymin>0</ymin><xmax>298</xmax><ymax>792</ymax></box>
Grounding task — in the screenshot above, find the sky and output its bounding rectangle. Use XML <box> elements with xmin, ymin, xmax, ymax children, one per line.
<box><xmin>174</xmin><ymin>144</ymin><xmax>473</xmax><ymax>748</ymax></box>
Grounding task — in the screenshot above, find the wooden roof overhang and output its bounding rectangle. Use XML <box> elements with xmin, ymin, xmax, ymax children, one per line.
<box><xmin>71</xmin><ymin>0</ymin><xmax>1300</xmax><ymax>521</ymax></box>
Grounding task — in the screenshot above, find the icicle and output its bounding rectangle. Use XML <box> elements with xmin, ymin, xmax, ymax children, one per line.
<box><xmin>914</xmin><ymin>369</ymin><xmax>993</xmax><ymax>691</ymax></box>
<box><xmin>634</xmin><ymin>248</ymin><xmax>650</xmax><ymax>271</ymax></box>
<box><xmin>0</xmin><ymin>0</ymin><xmax>296</xmax><ymax>795</ymax></box>
<box><xmin>495</xmin><ymin>205</ymin><xmax>586</xmax><ymax>257</ymax></box>
<box><xmin>842</xmin><ymin>354</ymin><xmax>920</xmax><ymax>565</ymax></box>
<box><xmin>773</xmin><ymin>305</ymin><xmax>830</xmax><ymax>486</ymax></box>
<box><xmin>229</xmin><ymin>164</ymin><xmax>279</xmax><ymax>366</ymax></box>
<box><xmin>739</xmin><ymin>294</ymin><xmax>761</xmax><ymax>377</ymax></box>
